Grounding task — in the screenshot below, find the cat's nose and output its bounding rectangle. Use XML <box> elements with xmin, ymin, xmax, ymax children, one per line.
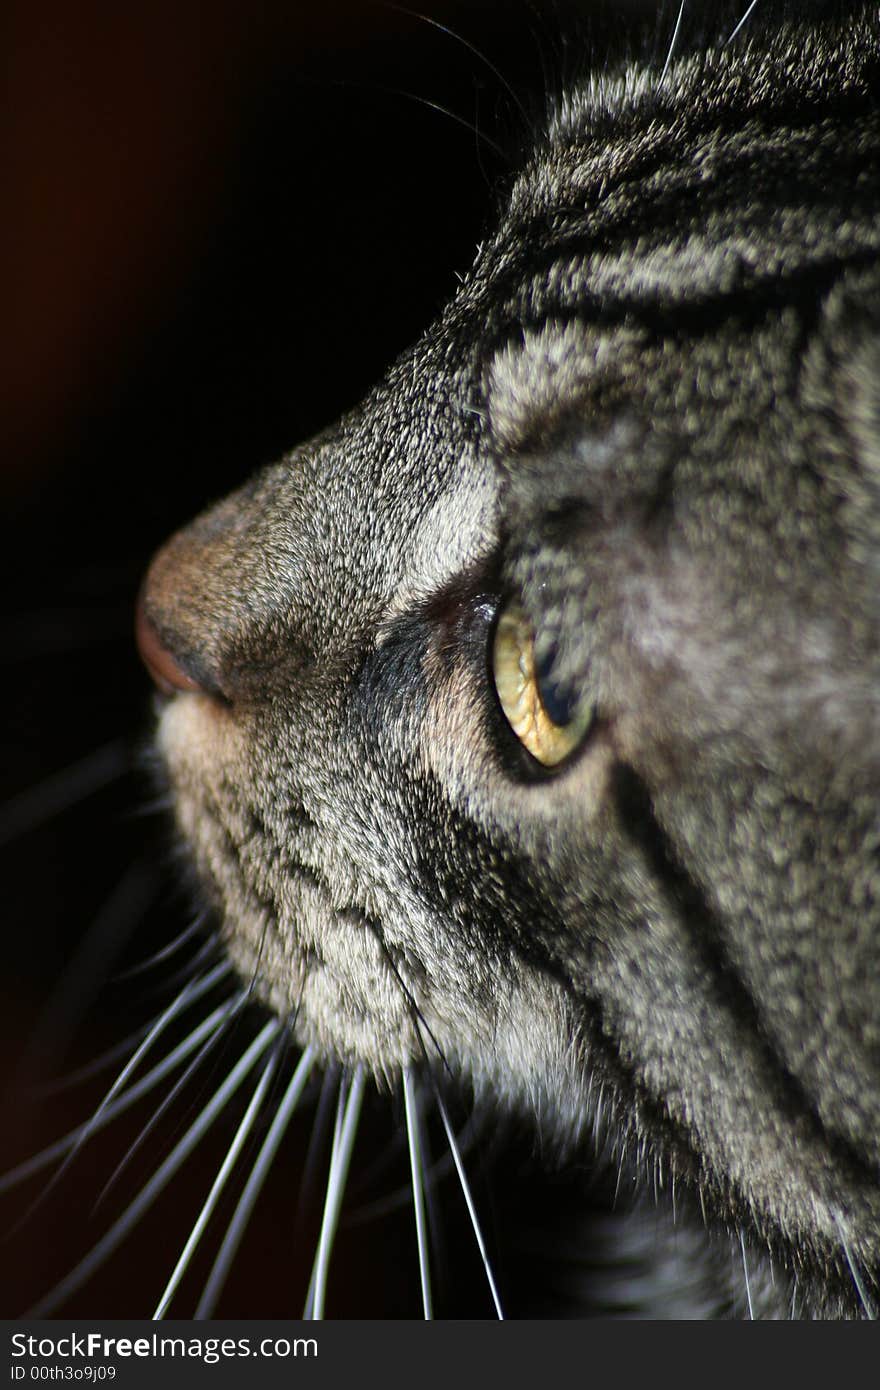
<box><xmin>135</xmin><ymin>595</ymin><xmax>208</xmax><ymax>697</ymax></box>
<box><xmin>136</xmin><ymin>468</ymin><xmax>305</xmax><ymax>704</ymax></box>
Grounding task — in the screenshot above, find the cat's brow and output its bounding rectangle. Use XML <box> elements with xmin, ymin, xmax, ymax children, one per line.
<box><xmin>379</xmin><ymin>478</ymin><xmax>498</xmax><ymax>632</ymax></box>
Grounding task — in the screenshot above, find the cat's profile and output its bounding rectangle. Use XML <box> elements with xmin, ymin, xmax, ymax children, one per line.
<box><xmin>8</xmin><ymin>0</ymin><xmax>880</xmax><ymax>1319</ymax></box>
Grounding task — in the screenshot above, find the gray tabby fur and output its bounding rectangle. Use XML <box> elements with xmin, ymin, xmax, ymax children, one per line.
<box><xmin>141</xmin><ymin>4</ymin><xmax>880</xmax><ymax>1316</ymax></box>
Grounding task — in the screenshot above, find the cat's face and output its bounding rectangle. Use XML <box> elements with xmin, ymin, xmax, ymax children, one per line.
<box><xmin>139</xmin><ymin>14</ymin><xmax>880</xmax><ymax>1315</ymax></box>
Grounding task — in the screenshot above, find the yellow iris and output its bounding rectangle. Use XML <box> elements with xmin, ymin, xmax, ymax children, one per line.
<box><xmin>492</xmin><ymin>603</ymin><xmax>592</xmax><ymax>768</ymax></box>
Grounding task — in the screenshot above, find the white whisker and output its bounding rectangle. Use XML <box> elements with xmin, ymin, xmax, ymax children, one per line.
<box><xmin>403</xmin><ymin>1066</ymin><xmax>433</xmax><ymax>1319</ymax></box>
<box><xmin>114</xmin><ymin>914</ymin><xmax>210</xmax><ymax>982</ymax></box>
<box><xmin>300</xmin><ymin>1073</ymin><xmax>344</xmax><ymax>1323</ymax></box>
<box><xmin>307</xmin><ymin>1066</ymin><xmax>366</xmax><ymax>1320</ymax></box>
<box><xmin>833</xmin><ymin>1210</ymin><xmax>876</xmax><ymax>1319</ymax></box>
<box><xmin>34</xmin><ymin>1023</ymin><xmax>154</xmax><ymax>1094</ymax></box>
<box><xmin>153</xmin><ymin>1023</ymin><xmax>284</xmax><ymax>1319</ymax></box>
<box><xmin>93</xmin><ymin>987</ymin><xmax>252</xmax><ymax>1209</ymax></box>
<box><xmin>378</xmin><ymin>941</ymin><xmax>501</xmax><ymax>1317</ymax></box>
<box><xmin>296</xmin><ymin>1064</ymin><xmax>339</xmax><ymax>1238</ymax></box>
<box><xmin>14</xmin><ymin>961</ymin><xmax>232</xmax><ymax>1223</ymax></box>
<box><xmin>406</xmin><ymin>1011</ymin><xmax>503</xmax><ymax>1320</ymax></box>
<box><xmin>345</xmin><ymin>1106</ymin><xmax>486</xmax><ymax>1226</ymax></box>
<box><xmin>195</xmin><ymin>1045</ymin><xmax>316</xmax><ymax>1319</ymax></box>
<box><xmin>67</xmin><ymin>961</ymin><xmax>231</xmax><ymax>1166</ymax></box>
<box><xmin>726</xmin><ymin>0</ymin><xmax>759</xmax><ymax>45</ymax></box>
<box><xmin>434</xmin><ymin>1083</ymin><xmax>503</xmax><ymax>1319</ymax></box>
<box><xmin>302</xmin><ymin>1077</ymin><xmax>346</xmax><ymax>1322</ymax></box>
<box><xmin>27</xmin><ymin>1018</ymin><xmax>280</xmax><ymax>1317</ymax></box>
<box><xmin>143</xmin><ymin>935</ymin><xmax>223</xmax><ymax>1004</ymax></box>
<box><xmin>740</xmin><ymin>1230</ymin><xmax>754</xmax><ymax>1319</ymax></box>
<box><xmin>385</xmin><ymin>1</ymin><xmax>530</xmax><ymax>129</ymax></box>
<box><xmin>0</xmin><ymin>981</ymin><xmax>237</xmax><ymax>1195</ymax></box>
<box><xmin>660</xmin><ymin>1</ymin><xmax>686</xmax><ymax>85</ymax></box>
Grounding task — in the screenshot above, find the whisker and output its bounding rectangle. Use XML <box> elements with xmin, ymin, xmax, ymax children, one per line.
<box><xmin>726</xmin><ymin>0</ymin><xmax>760</xmax><ymax>45</ymax></box>
<box><xmin>345</xmin><ymin>1107</ymin><xmax>487</xmax><ymax>1225</ymax></box>
<box><xmin>302</xmin><ymin>1077</ymin><xmax>347</xmax><ymax>1322</ymax></box>
<box><xmin>307</xmin><ymin>1066</ymin><xmax>366</xmax><ymax>1320</ymax></box>
<box><xmin>33</xmin><ymin>1024</ymin><xmax>154</xmax><ymax>1095</ymax></box>
<box><xmin>370</xmin><ymin>927</ymin><xmax>502</xmax><ymax>1317</ymax></box>
<box><xmin>153</xmin><ymin>1023</ymin><xmax>285</xmax><ymax>1319</ymax></box>
<box><xmin>26</xmin><ymin>1019</ymin><xmax>280</xmax><ymax>1317</ymax></box>
<box><xmin>403</xmin><ymin>1066</ymin><xmax>433</xmax><ymax>1319</ymax></box>
<box><xmin>195</xmin><ymin>1045</ymin><xmax>316</xmax><ymax>1319</ymax></box>
<box><xmin>659</xmin><ymin>1</ymin><xmax>686</xmax><ymax>84</ymax></box>
<box><xmin>113</xmin><ymin>914</ymin><xmax>210</xmax><ymax>982</ymax></box>
<box><xmin>93</xmin><ymin>986</ymin><xmax>250</xmax><ymax>1210</ymax></box>
<box><xmin>0</xmin><ymin>982</ymin><xmax>236</xmax><ymax>1195</ymax></box>
<box><xmin>302</xmin><ymin>1078</ymin><xmax>348</xmax><ymax>1321</ymax></box>
<box><xmin>19</xmin><ymin>858</ymin><xmax>162</xmax><ymax>1075</ymax></box>
<box><xmin>0</xmin><ymin>739</ymin><xmax>129</xmax><ymax>846</ymax></box>
<box><xmin>80</xmin><ymin>959</ymin><xmax>231</xmax><ymax>1140</ymax></box>
<box><xmin>833</xmin><ymin>1210</ymin><xmax>876</xmax><ymax>1319</ymax></box>
<box><xmin>6</xmin><ymin>962</ymin><xmax>233</xmax><ymax>1226</ymax></box>
<box><xmin>433</xmin><ymin>1079</ymin><xmax>504</xmax><ymax>1320</ymax></box>
<box><xmin>383</xmin><ymin>1</ymin><xmax>531</xmax><ymax>130</ymax></box>
<box><xmin>739</xmin><ymin>1230</ymin><xmax>754</xmax><ymax>1320</ymax></box>
<box><xmin>295</xmin><ymin>1064</ymin><xmax>340</xmax><ymax>1240</ymax></box>
<box><xmin>322</xmin><ymin>77</ymin><xmax>509</xmax><ymax>162</ymax></box>
<box><xmin>407</xmin><ymin>1014</ymin><xmax>503</xmax><ymax>1320</ymax></box>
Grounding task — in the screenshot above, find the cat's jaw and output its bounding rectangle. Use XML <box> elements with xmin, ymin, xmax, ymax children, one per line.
<box><xmin>156</xmin><ymin>685</ymin><xmax>592</xmax><ymax>1148</ymax></box>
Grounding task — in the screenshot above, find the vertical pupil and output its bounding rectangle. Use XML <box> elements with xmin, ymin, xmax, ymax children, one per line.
<box><xmin>534</xmin><ymin>639</ymin><xmax>576</xmax><ymax>727</ymax></box>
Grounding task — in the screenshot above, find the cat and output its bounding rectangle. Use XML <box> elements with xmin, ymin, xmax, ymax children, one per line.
<box><xmin>10</xmin><ymin>0</ymin><xmax>880</xmax><ymax>1320</ymax></box>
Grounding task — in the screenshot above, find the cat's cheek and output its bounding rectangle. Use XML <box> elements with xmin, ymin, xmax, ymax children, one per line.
<box><xmin>455</xmin><ymin>977</ymin><xmax>594</xmax><ymax>1148</ymax></box>
<box><xmin>238</xmin><ymin>886</ymin><xmax>418</xmax><ymax>1076</ymax></box>
<box><xmin>153</xmin><ymin>696</ymin><xmax>429</xmax><ymax>1076</ymax></box>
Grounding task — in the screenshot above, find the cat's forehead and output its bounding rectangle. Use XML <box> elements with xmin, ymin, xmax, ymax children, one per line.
<box><xmin>252</xmin><ymin>372</ymin><xmax>500</xmax><ymax>637</ymax></box>
<box><xmin>381</xmin><ymin>463</ymin><xmax>498</xmax><ymax>623</ymax></box>
<box><xmin>483</xmin><ymin>320</ymin><xmax>639</xmax><ymax>457</ymax></box>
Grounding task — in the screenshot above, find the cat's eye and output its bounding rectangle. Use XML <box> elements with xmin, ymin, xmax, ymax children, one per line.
<box><xmin>492</xmin><ymin>602</ymin><xmax>593</xmax><ymax>768</ymax></box>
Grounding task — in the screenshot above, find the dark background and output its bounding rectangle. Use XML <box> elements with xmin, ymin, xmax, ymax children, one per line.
<box><xmin>1</xmin><ymin>0</ymin><xmax>667</xmax><ymax>1319</ymax></box>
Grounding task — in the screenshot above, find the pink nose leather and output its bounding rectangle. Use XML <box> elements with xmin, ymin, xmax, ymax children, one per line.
<box><xmin>135</xmin><ymin>598</ymin><xmax>205</xmax><ymax>696</ymax></box>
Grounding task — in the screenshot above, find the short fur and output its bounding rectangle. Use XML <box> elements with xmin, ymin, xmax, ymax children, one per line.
<box><xmin>141</xmin><ymin>3</ymin><xmax>880</xmax><ymax>1317</ymax></box>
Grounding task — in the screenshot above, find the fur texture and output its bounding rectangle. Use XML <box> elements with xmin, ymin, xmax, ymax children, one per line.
<box><xmin>139</xmin><ymin>4</ymin><xmax>880</xmax><ymax>1316</ymax></box>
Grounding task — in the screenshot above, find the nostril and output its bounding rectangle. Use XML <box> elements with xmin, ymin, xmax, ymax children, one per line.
<box><xmin>135</xmin><ymin>597</ymin><xmax>207</xmax><ymax>697</ymax></box>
